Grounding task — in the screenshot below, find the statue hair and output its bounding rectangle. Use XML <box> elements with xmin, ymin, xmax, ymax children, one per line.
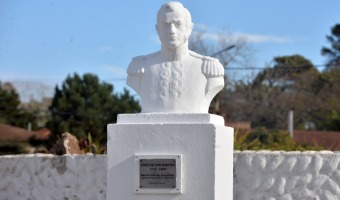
<box><xmin>157</xmin><ymin>2</ymin><xmax>192</xmax><ymax>24</ymax></box>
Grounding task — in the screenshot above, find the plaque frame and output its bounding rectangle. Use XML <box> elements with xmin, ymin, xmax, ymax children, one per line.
<box><xmin>134</xmin><ymin>154</ymin><xmax>182</xmax><ymax>194</ymax></box>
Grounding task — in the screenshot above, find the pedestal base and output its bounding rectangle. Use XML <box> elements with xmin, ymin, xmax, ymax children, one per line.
<box><xmin>107</xmin><ymin>114</ymin><xmax>233</xmax><ymax>200</ymax></box>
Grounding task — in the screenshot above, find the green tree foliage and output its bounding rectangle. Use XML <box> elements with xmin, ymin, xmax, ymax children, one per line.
<box><xmin>321</xmin><ymin>23</ymin><xmax>340</xmax><ymax>70</ymax></box>
<box><xmin>20</xmin><ymin>97</ymin><xmax>52</xmax><ymax>129</ymax></box>
<box><xmin>252</xmin><ymin>55</ymin><xmax>317</xmax><ymax>89</ymax></box>
<box><xmin>47</xmin><ymin>73</ymin><xmax>140</xmax><ymax>142</ymax></box>
<box><xmin>189</xmin><ymin>25</ymin><xmax>340</xmax><ymax>132</ymax></box>
<box><xmin>0</xmin><ymin>81</ymin><xmax>37</xmax><ymax>128</ymax></box>
<box><xmin>317</xmin><ymin>24</ymin><xmax>340</xmax><ymax>129</ymax></box>
<box><xmin>312</xmin><ymin>67</ymin><xmax>340</xmax><ymax>130</ymax></box>
<box><xmin>223</xmin><ymin>55</ymin><xmax>320</xmax><ymax>130</ymax></box>
<box><xmin>222</xmin><ymin>54</ymin><xmax>340</xmax><ymax>131</ymax></box>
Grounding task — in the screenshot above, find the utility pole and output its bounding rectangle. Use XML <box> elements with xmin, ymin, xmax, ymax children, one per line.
<box><xmin>288</xmin><ymin>110</ymin><xmax>294</xmax><ymax>138</ymax></box>
<box><xmin>210</xmin><ymin>45</ymin><xmax>236</xmax><ymax>57</ymax></box>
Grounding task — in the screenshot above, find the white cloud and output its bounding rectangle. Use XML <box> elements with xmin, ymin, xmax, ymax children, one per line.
<box><xmin>193</xmin><ymin>23</ymin><xmax>209</xmax><ymax>31</ymax></box>
<box><xmin>231</xmin><ymin>32</ymin><xmax>293</xmax><ymax>44</ymax></box>
<box><xmin>192</xmin><ymin>24</ymin><xmax>293</xmax><ymax>44</ymax></box>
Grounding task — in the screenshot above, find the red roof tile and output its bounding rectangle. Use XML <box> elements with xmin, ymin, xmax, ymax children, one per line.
<box><xmin>293</xmin><ymin>130</ymin><xmax>340</xmax><ymax>151</ymax></box>
<box><xmin>0</xmin><ymin>124</ymin><xmax>50</xmax><ymax>141</ymax></box>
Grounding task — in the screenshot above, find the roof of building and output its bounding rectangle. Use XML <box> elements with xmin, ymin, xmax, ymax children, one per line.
<box><xmin>0</xmin><ymin>123</ymin><xmax>51</xmax><ymax>141</ymax></box>
<box><xmin>225</xmin><ymin>121</ymin><xmax>251</xmax><ymax>130</ymax></box>
<box><xmin>293</xmin><ymin>130</ymin><xmax>340</xmax><ymax>151</ymax></box>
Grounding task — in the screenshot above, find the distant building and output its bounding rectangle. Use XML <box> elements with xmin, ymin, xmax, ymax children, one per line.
<box><xmin>225</xmin><ymin>121</ymin><xmax>251</xmax><ymax>131</ymax></box>
<box><xmin>0</xmin><ymin>123</ymin><xmax>50</xmax><ymax>141</ymax></box>
<box><xmin>293</xmin><ymin>130</ymin><xmax>340</xmax><ymax>151</ymax></box>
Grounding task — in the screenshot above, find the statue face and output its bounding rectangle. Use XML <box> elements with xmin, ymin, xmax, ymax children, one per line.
<box><xmin>156</xmin><ymin>10</ymin><xmax>192</xmax><ymax>49</ymax></box>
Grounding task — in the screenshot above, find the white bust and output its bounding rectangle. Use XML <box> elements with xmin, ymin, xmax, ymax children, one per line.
<box><xmin>127</xmin><ymin>2</ymin><xmax>224</xmax><ymax>113</ymax></box>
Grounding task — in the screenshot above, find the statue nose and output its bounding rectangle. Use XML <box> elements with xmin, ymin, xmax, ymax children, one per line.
<box><xmin>170</xmin><ymin>23</ymin><xmax>176</xmax><ymax>35</ymax></box>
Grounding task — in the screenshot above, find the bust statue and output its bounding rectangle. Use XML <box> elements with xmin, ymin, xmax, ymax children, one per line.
<box><xmin>127</xmin><ymin>2</ymin><xmax>224</xmax><ymax>113</ymax></box>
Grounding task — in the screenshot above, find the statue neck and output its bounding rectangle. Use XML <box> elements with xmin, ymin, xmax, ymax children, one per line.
<box><xmin>161</xmin><ymin>43</ymin><xmax>189</xmax><ymax>62</ymax></box>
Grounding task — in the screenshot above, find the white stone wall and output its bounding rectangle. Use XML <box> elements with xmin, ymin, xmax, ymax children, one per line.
<box><xmin>0</xmin><ymin>154</ymin><xmax>106</xmax><ymax>200</ymax></box>
<box><xmin>0</xmin><ymin>152</ymin><xmax>339</xmax><ymax>200</ymax></box>
<box><xmin>234</xmin><ymin>151</ymin><xmax>340</xmax><ymax>200</ymax></box>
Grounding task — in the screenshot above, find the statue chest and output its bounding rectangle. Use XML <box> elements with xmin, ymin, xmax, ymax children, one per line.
<box><xmin>139</xmin><ymin>58</ymin><xmax>208</xmax><ymax>112</ymax></box>
<box><xmin>153</xmin><ymin>61</ymin><xmax>186</xmax><ymax>99</ymax></box>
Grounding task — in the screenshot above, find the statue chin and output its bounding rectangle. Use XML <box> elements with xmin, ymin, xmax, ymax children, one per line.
<box><xmin>161</xmin><ymin>40</ymin><xmax>185</xmax><ymax>50</ymax></box>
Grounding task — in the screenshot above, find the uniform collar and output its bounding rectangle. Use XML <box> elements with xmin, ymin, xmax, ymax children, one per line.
<box><xmin>161</xmin><ymin>43</ymin><xmax>189</xmax><ymax>62</ymax></box>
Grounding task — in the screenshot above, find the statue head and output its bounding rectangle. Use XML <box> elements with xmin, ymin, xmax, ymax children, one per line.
<box><xmin>156</xmin><ymin>2</ymin><xmax>194</xmax><ymax>50</ymax></box>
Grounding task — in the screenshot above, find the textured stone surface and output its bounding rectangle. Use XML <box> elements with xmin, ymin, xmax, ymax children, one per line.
<box><xmin>234</xmin><ymin>151</ymin><xmax>340</xmax><ymax>200</ymax></box>
<box><xmin>0</xmin><ymin>154</ymin><xmax>106</xmax><ymax>200</ymax></box>
<box><xmin>1</xmin><ymin>152</ymin><xmax>339</xmax><ymax>200</ymax></box>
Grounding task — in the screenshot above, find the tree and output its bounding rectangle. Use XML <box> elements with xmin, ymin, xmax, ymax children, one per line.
<box><xmin>47</xmin><ymin>73</ymin><xmax>140</xmax><ymax>142</ymax></box>
<box><xmin>311</xmin><ymin>67</ymin><xmax>340</xmax><ymax>130</ymax></box>
<box><xmin>21</xmin><ymin>97</ymin><xmax>52</xmax><ymax>128</ymax></box>
<box><xmin>223</xmin><ymin>55</ymin><xmax>320</xmax><ymax>130</ymax></box>
<box><xmin>115</xmin><ymin>88</ymin><xmax>140</xmax><ymax>114</ymax></box>
<box><xmin>235</xmin><ymin>128</ymin><xmax>323</xmax><ymax>151</ymax></box>
<box><xmin>315</xmin><ymin>23</ymin><xmax>340</xmax><ymax>130</ymax></box>
<box><xmin>189</xmin><ymin>28</ymin><xmax>340</xmax><ymax>131</ymax></box>
<box><xmin>321</xmin><ymin>23</ymin><xmax>340</xmax><ymax>70</ymax></box>
<box><xmin>0</xmin><ymin>81</ymin><xmax>37</xmax><ymax>128</ymax></box>
<box><xmin>252</xmin><ymin>55</ymin><xmax>317</xmax><ymax>89</ymax></box>
<box><xmin>189</xmin><ymin>30</ymin><xmax>254</xmax><ymax>114</ymax></box>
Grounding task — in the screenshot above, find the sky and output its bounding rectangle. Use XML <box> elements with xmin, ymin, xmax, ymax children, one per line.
<box><xmin>0</xmin><ymin>0</ymin><xmax>339</xmax><ymax>101</ymax></box>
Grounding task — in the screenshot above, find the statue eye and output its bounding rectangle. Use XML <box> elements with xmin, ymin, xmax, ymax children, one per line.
<box><xmin>163</xmin><ymin>21</ymin><xmax>171</xmax><ymax>26</ymax></box>
<box><xmin>175</xmin><ymin>22</ymin><xmax>183</xmax><ymax>27</ymax></box>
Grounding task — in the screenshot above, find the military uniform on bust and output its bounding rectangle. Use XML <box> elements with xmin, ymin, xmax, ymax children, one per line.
<box><xmin>125</xmin><ymin>1</ymin><xmax>225</xmax><ymax>113</ymax></box>
<box><xmin>127</xmin><ymin>50</ymin><xmax>224</xmax><ymax>113</ymax></box>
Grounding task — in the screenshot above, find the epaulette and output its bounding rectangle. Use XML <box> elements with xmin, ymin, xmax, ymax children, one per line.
<box><xmin>189</xmin><ymin>51</ymin><xmax>224</xmax><ymax>77</ymax></box>
<box><xmin>202</xmin><ymin>58</ymin><xmax>224</xmax><ymax>77</ymax></box>
<box><xmin>202</xmin><ymin>56</ymin><xmax>219</xmax><ymax>62</ymax></box>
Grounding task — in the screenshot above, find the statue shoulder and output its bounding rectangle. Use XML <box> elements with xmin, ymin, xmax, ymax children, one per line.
<box><xmin>131</xmin><ymin>51</ymin><xmax>160</xmax><ymax>62</ymax></box>
<box><xmin>127</xmin><ymin>56</ymin><xmax>144</xmax><ymax>76</ymax></box>
<box><xmin>127</xmin><ymin>52</ymin><xmax>160</xmax><ymax>76</ymax></box>
<box><xmin>144</xmin><ymin>51</ymin><xmax>160</xmax><ymax>59</ymax></box>
<box><xmin>131</xmin><ymin>55</ymin><xmax>145</xmax><ymax>62</ymax></box>
<box><xmin>189</xmin><ymin>51</ymin><xmax>215</xmax><ymax>61</ymax></box>
<box><xmin>189</xmin><ymin>51</ymin><xmax>224</xmax><ymax>77</ymax></box>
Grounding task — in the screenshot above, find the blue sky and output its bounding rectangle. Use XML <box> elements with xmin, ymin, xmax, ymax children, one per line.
<box><xmin>0</xmin><ymin>0</ymin><xmax>339</xmax><ymax>101</ymax></box>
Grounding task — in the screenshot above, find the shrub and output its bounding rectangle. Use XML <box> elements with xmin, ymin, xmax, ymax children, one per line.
<box><xmin>234</xmin><ymin>127</ymin><xmax>324</xmax><ymax>151</ymax></box>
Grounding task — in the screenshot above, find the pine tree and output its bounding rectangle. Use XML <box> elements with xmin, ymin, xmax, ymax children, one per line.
<box><xmin>0</xmin><ymin>81</ymin><xmax>37</xmax><ymax>128</ymax></box>
<box><xmin>321</xmin><ymin>24</ymin><xmax>340</xmax><ymax>70</ymax></box>
<box><xmin>47</xmin><ymin>73</ymin><xmax>140</xmax><ymax>141</ymax></box>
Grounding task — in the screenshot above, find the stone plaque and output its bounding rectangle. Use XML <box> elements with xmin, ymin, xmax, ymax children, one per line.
<box><xmin>139</xmin><ymin>159</ymin><xmax>176</xmax><ymax>188</ymax></box>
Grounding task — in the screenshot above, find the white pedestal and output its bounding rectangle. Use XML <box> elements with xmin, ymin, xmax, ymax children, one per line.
<box><xmin>107</xmin><ymin>114</ymin><xmax>234</xmax><ymax>200</ymax></box>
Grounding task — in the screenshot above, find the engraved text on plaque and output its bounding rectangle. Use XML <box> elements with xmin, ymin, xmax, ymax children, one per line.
<box><xmin>139</xmin><ymin>159</ymin><xmax>176</xmax><ymax>188</ymax></box>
